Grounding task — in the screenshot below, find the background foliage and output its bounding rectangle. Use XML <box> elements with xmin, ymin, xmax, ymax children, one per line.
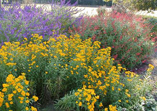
<box><xmin>104</xmin><ymin>0</ymin><xmax>157</xmax><ymax>11</ymax></box>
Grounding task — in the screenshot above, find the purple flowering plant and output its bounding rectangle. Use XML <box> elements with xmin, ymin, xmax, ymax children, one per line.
<box><xmin>0</xmin><ymin>0</ymin><xmax>82</xmax><ymax>44</ymax></box>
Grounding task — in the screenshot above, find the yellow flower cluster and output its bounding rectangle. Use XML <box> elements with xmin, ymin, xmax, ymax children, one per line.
<box><xmin>75</xmin><ymin>85</ymin><xmax>99</xmax><ymax>111</ymax></box>
<box><xmin>65</xmin><ymin>37</ymin><xmax>142</xmax><ymax>110</ymax></box>
<box><xmin>141</xmin><ymin>96</ymin><xmax>146</xmax><ymax>101</ymax></box>
<box><xmin>0</xmin><ymin>33</ymin><xmax>152</xmax><ymax>111</ymax></box>
<box><xmin>0</xmin><ymin>73</ymin><xmax>38</xmax><ymax>111</ymax></box>
<box><xmin>105</xmin><ymin>105</ymin><xmax>117</xmax><ymax>111</ymax></box>
<box><xmin>147</xmin><ymin>64</ymin><xmax>154</xmax><ymax>72</ymax></box>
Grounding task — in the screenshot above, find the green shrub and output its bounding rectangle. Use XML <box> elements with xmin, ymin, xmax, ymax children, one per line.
<box><xmin>104</xmin><ymin>0</ymin><xmax>157</xmax><ymax>11</ymax></box>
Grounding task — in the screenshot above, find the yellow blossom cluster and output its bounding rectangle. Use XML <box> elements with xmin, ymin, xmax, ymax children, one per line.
<box><xmin>105</xmin><ymin>105</ymin><xmax>117</xmax><ymax>111</ymax></box>
<box><xmin>0</xmin><ymin>33</ymin><xmax>152</xmax><ymax>111</ymax></box>
<box><xmin>75</xmin><ymin>85</ymin><xmax>99</xmax><ymax>111</ymax></box>
<box><xmin>147</xmin><ymin>64</ymin><xmax>154</xmax><ymax>72</ymax></box>
<box><xmin>0</xmin><ymin>73</ymin><xmax>38</xmax><ymax>111</ymax></box>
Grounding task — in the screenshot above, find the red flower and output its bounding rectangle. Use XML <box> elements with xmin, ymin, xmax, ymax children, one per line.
<box><xmin>113</xmin><ymin>54</ymin><xmax>118</xmax><ymax>59</ymax></box>
<box><xmin>92</xmin><ymin>35</ymin><xmax>96</xmax><ymax>41</ymax></box>
<box><xmin>103</xmin><ymin>30</ymin><xmax>106</xmax><ymax>34</ymax></box>
<box><xmin>94</xmin><ymin>26</ymin><xmax>99</xmax><ymax>30</ymax></box>
<box><xmin>142</xmin><ymin>60</ymin><xmax>146</xmax><ymax>63</ymax></box>
<box><xmin>120</xmin><ymin>35</ymin><xmax>123</xmax><ymax>40</ymax></box>
<box><xmin>136</xmin><ymin>53</ymin><xmax>140</xmax><ymax>56</ymax></box>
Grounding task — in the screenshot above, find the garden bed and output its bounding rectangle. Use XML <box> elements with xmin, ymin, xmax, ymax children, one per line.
<box><xmin>0</xmin><ymin>1</ymin><xmax>157</xmax><ymax>111</ymax></box>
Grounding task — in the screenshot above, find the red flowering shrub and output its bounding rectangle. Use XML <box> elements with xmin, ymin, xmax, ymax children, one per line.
<box><xmin>69</xmin><ymin>11</ymin><xmax>155</xmax><ymax>69</ymax></box>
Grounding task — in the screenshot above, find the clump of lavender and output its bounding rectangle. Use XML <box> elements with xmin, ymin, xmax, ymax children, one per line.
<box><xmin>0</xmin><ymin>0</ymin><xmax>82</xmax><ymax>44</ymax></box>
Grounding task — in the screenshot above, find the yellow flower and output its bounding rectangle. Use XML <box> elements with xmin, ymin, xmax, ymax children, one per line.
<box><xmin>26</xmin><ymin>92</ymin><xmax>30</xmax><ymax>96</ymax></box>
<box><xmin>10</xmin><ymin>101</ymin><xmax>13</xmax><ymax>104</ymax></box>
<box><xmin>125</xmin><ymin>89</ymin><xmax>129</xmax><ymax>92</ymax></box>
<box><xmin>78</xmin><ymin>102</ymin><xmax>82</xmax><ymax>106</ymax></box>
<box><xmin>31</xmin><ymin>106</ymin><xmax>37</xmax><ymax>111</ymax></box>
<box><xmin>126</xmin><ymin>100</ymin><xmax>129</xmax><ymax>103</ymax></box>
<box><xmin>26</xmin><ymin>100</ymin><xmax>29</xmax><ymax>103</ymax></box>
<box><xmin>5</xmin><ymin>102</ymin><xmax>10</xmax><ymax>108</ymax></box>
<box><xmin>21</xmin><ymin>73</ymin><xmax>26</xmax><ymax>76</ymax></box>
<box><xmin>2</xmin><ymin>84</ymin><xmax>9</xmax><ymax>87</ymax></box>
<box><xmin>109</xmin><ymin>105</ymin><xmax>117</xmax><ymax>111</ymax></box>
<box><xmin>15</xmin><ymin>78</ymin><xmax>20</xmax><ymax>82</ymax></box>
<box><xmin>25</xmin><ymin>80</ymin><xmax>29</xmax><ymax>85</ymax></box>
<box><xmin>13</xmin><ymin>90</ymin><xmax>17</xmax><ymax>94</ymax></box>
<box><xmin>112</xmin><ymin>86</ymin><xmax>114</xmax><ymax>91</ymax></box>
<box><xmin>71</xmin><ymin>70</ymin><xmax>74</xmax><ymax>75</ymax></box>
<box><xmin>99</xmin><ymin>102</ymin><xmax>103</xmax><ymax>107</ymax></box>
<box><xmin>106</xmin><ymin>83</ymin><xmax>110</xmax><ymax>87</ymax></box>
<box><xmin>118</xmin><ymin>88</ymin><xmax>121</xmax><ymax>91</ymax></box>
<box><xmin>21</xmin><ymin>91</ymin><xmax>26</xmax><ymax>96</ymax></box>
<box><xmin>20</xmin><ymin>101</ymin><xmax>23</xmax><ymax>104</ymax></box>
<box><xmin>126</xmin><ymin>93</ymin><xmax>131</xmax><ymax>98</ymax></box>
<box><xmin>6</xmin><ymin>62</ymin><xmax>16</xmax><ymax>66</ymax></box>
<box><xmin>96</xmin><ymin>96</ymin><xmax>99</xmax><ymax>99</ymax></box>
<box><xmin>33</xmin><ymin>96</ymin><xmax>38</xmax><ymax>102</ymax></box>
<box><xmin>127</xmin><ymin>79</ymin><xmax>132</xmax><ymax>81</ymax></box>
<box><xmin>86</xmin><ymin>95</ymin><xmax>91</xmax><ymax>101</ymax></box>
<box><xmin>118</xmin><ymin>100</ymin><xmax>121</xmax><ymax>102</ymax></box>
<box><xmin>0</xmin><ymin>98</ymin><xmax>4</xmax><ymax>107</ymax></box>
<box><xmin>84</xmin><ymin>75</ymin><xmax>88</xmax><ymax>78</ymax></box>
<box><xmin>24</xmin><ymin>37</ymin><xmax>28</xmax><ymax>41</ymax></box>
<box><xmin>26</xmin><ymin>107</ymin><xmax>29</xmax><ymax>111</ymax></box>
<box><xmin>18</xmin><ymin>96</ymin><xmax>24</xmax><ymax>101</ymax></box>
<box><xmin>2</xmin><ymin>88</ymin><xmax>7</xmax><ymax>92</ymax></box>
<box><xmin>17</xmin><ymin>88</ymin><xmax>22</xmax><ymax>92</ymax></box>
<box><xmin>8</xmin><ymin>94</ymin><xmax>13</xmax><ymax>101</ymax></box>
<box><xmin>104</xmin><ymin>108</ymin><xmax>108</xmax><ymax>111</ymax></box>
<box><xmin>75</xmin><ymin>92</ymin><xmax>79</xmax><ymax>96</ymax></box>
<box><xmin>141</xmin><ymin>97</ymin><xmax>146</xmax><ymax>101</ymax></box>
<box><xmin>147</xmin><ymin>64</ymin><xmax>154</xmax><ymax>72</ymax></box>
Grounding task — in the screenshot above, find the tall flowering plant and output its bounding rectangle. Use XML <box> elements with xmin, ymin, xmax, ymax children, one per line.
<box><xmin>0</xmin><ymin>33</ymin><xmax>155</xmax><ymax>110</ymax></box>
<box><xmin>69</xmin><ymin>11</ymin><xmax>155</xmax><ymax>69</ymax></box>
<box><xmin>0</xmin><ymin>73</ymin><xmax>38</xmax><ymax>111</ymax></box>
<box><xmin>0</xmin><ymin>1</ymin><xmax>82</xmax><ymax>44</ymax></box>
